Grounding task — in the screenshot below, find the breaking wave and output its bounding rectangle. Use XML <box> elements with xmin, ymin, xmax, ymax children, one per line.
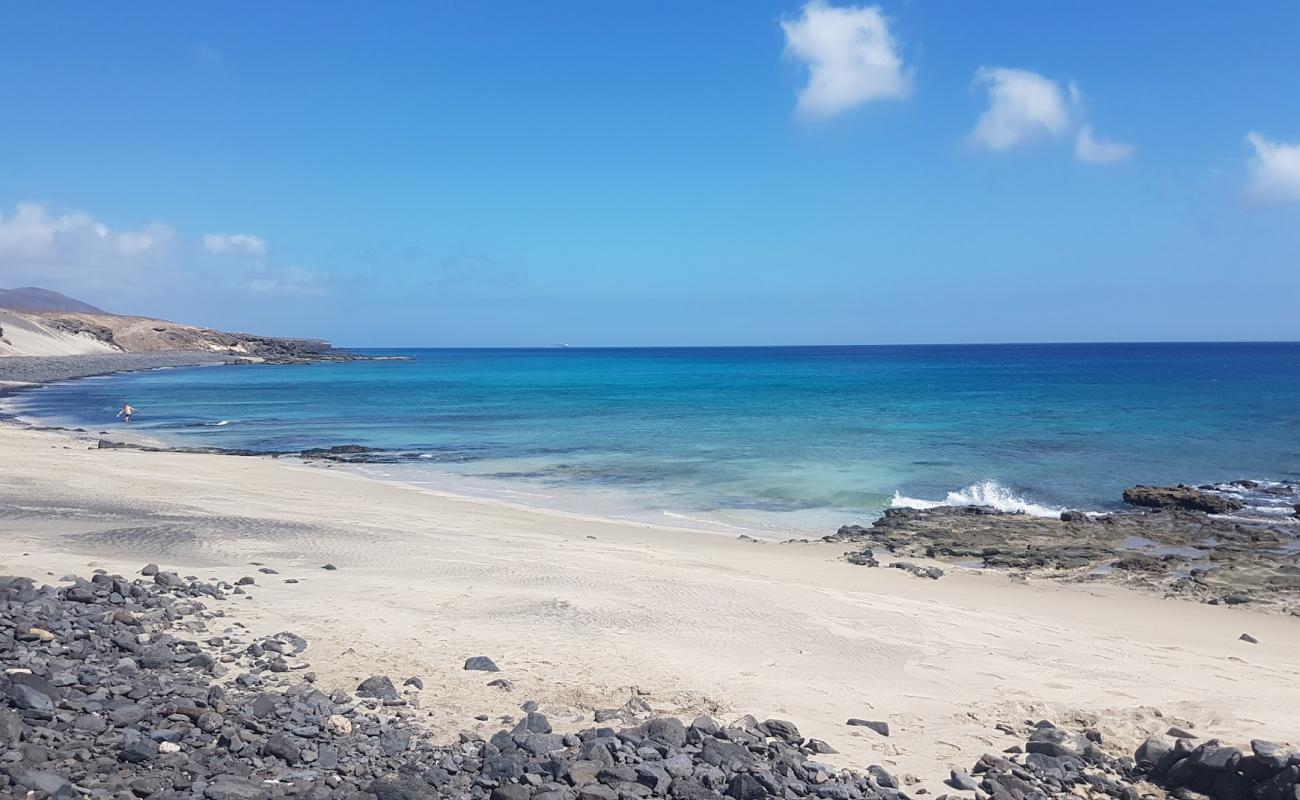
<box><xmin>890</xmin><ymin>480</ymin><xmax>1064</xmax><ymax>518</ymax></box>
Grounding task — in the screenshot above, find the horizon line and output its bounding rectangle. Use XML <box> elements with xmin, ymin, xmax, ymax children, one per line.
<box><xmin>340</xmin><ymin>339</ymin><xmax>1300</xmax><ymax>351</ymax></box>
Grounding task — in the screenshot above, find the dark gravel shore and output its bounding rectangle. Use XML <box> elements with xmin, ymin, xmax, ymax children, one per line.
<box><xmin>0</xmin><ymin>353</ymin><xmax>236</xmax><ymax>393</ymax></box>
<box><xmin>4</xmin><ymin>566</ymin><xmax>1297</xmax><ymax>800</ymax></box>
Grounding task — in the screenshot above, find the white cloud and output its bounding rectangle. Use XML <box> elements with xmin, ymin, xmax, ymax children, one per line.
<box><xmin>202</xmin><ymin>232</ymin><xmax>267</xmax><ymax>256</ymax></box>
<box><xmin>0</xmin><ymin>202</ymin><xmax>173</xmax><ymax>261</ymax></box>
<box><xmin>969</xmin><ymin>67</ymin><xmax>1071</xmax><ymax>151</ymax></box>
<box><xmin>1243</xmin><ymin>132</ymin><xmax>1300</xmax><ymax>206</ymax></box>
<box><xmin>1074</xmin><ymin>126</ymin><xmax>1134</xmax><ymax>164</ymax></box>
<box><xmin>781</xmin><ymin>1</ymin><xmax>911</xmax><ymax>120</ymax></box>
<box><xmin>0</xmin><ymin>202</ymin><xmax>176</xmax><ymax>291</ymax></box>
<box><xmin>0</xmin><ymin>201</ymin><xmax>327</xmax><ymax>306</ymax></box>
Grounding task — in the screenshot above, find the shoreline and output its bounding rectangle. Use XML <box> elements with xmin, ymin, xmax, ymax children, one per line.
<box><xmin>0</xmin><ymin>352</ymin><xmax>242</xmax><ymax>396</ymax></box>
<box><xmin>4</xmin><ymin>355</ymin><xmax>1297</xmax><ymax>603</ymax></box>
<box><xmin>2</xmin><ymin>420</ymin><xmax>1299</xmax><ymax>790</ymax></box>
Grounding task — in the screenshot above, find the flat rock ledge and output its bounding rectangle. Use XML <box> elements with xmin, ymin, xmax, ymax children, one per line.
<box><xmin>2</xmin><ymin>568</ymin><xmax>1297</xmax><ymax>800</ymax></box>
<box><xmin>1121</xmin><ymin>485</ymin><xmax>1244</xmax><ymax>515</ymax></box>
<box><xmin>827</xmin><ymin>484</ymin><xmax>1300</xmax><ymax>614</ymax></box>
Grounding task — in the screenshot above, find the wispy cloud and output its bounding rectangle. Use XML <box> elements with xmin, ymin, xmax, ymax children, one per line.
<box><xmin>781</xmin><ymin>1</ymin><xmax>911</xmax><ymax>120</ymax></box>
<box><xmin>244</xmin><ymin>264</ymin><xmax>328</xmax><ymax>295</ymax></box>
<box><xmin>203</xmin><ymin>232</ymin><xmax>267</xmax><ymax>256</ymax></box>
<box><xmin>1243</xmin><ymin>132</ymin><xmax>1300</xmax><ymax>206</ymax></box>
<box><xmin>1074</xmin><ymin>125</ymin><xmax>1134</xmax><ymax>164</ymax></box>
<box><xmin>202</xmin><ymin>234</ymin><xmax>329</xmax><ymax>295</ymax></box>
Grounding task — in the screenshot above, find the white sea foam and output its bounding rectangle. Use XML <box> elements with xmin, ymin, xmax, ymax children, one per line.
<box><xmin>890</xmin><ymin>480</ymin><xmax>1065</xmax><ymax>518</ymax></box>
<box><xmin>1241</xmin><ymin>506</ymin><xmax>1296</xmax><ymax>517</ymax></box>
<box><xmin>660</xmin><ymin>510</ymin><xmax>758</xmax><ymax>533</ymax></box>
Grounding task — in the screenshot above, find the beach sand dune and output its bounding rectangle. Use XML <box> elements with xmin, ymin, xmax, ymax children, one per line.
<box><xmin>2</xmin><ymin>423</ymin><xmax>1297</xmax><ymax>786</ymax></box>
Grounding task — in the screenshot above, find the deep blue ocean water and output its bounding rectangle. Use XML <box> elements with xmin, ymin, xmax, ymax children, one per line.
<box><xmin>7</xmin><ymin>343</ymin><xmax>1300</xmax><ymax>537</ymax></box>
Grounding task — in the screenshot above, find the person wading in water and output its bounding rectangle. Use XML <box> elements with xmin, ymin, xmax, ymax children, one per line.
<box><xmin>116</xmin><ymin>403</ymin><xmax>135</xmax><ymax>423</ymax></box>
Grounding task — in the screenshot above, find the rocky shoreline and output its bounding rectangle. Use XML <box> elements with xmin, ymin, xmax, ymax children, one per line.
<box><xmin>0</xmin><ymin>353</ymin><xmax>240</xmax><ymax>390</ymax></box>
<box><xmin>0</xmin><ymin>350</ymin><xmax>384</xmax><ymax>394</ymax></box>
<box><xmin>4</xmin><ymin>565</ymin><xmax>1296</xmax><ymax>800</ymax></box>
<box><xmin>827</xmin><ymin>484</ymin><xmax>1300</xmax><ymax>615</ymax></box>
<box><xmin>0</xmin><ymin>351</ymin><xmax>418</xmax><ymax>412</ymax></box>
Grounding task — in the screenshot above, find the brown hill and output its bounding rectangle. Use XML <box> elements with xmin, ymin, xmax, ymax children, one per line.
<box><xmin>0</xmin><ymin>286</ymin><xmax>107</xmax><ymax>314</ymax></box>
<box><xmin>0</xmin><ymin>308</ymin><xmax>337</xmax><ymax>361</ymax></box>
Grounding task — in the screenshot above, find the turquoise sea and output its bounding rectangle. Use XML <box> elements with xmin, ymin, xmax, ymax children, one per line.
<box><xmin>7</xmin><ymin>343</ymin><xmax>1300</xmax><ymax>537</ymax></box>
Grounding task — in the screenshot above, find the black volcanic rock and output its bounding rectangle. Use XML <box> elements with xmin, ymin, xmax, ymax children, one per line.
<box><xmin>3</xmin><ymin>564</ymin><xmax>1296</xmax><ymax>800</ymax></box>
<box><xmin>1123</xmin><ymin>484</ymin><xmax>1245</xmax><ymax>514</ymax></box>
<box><xmin>827</xmin><ymin>492</ymin><xmax>1300</xmax><ymax>612</ymax></box>
<box><xmin>464</xmin><ymin>655</ymin><xmax>501</xmax><ymax>672</ymax></box>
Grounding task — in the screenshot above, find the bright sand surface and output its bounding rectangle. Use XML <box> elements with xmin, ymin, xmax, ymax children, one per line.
<box><xmin>0</xmin><ymin>309</ymin><xmax>118</xmax><ymax>357</ymax></box>
<box><xmin>2</xmin><ymin>422</ymin><xmax>1298</xmax><ymax>786</ymax></box>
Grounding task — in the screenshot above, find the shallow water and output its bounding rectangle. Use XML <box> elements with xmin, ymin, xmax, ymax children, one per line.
<box><xmin>7</xmin><ymin>343</ymin><xmax>1299</xmax><ymax>538</ymax></box>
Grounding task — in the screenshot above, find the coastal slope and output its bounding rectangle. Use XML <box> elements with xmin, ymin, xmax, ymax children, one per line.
<box><xmin>0</xmin><ymin>307</ymin><xmax>336</xmax><ymax>359</ymax></box>
<box><xmin>0</xmin><ymin>309</ymin><xmax>120</xmax><ymax>357</ymax></box>
<box><xmin>0</xmin><ymin>285</ymin><xmax>341</xmax><ymax>359</ymax></box>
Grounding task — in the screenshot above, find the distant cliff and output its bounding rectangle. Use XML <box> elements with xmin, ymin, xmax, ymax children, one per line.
<box><xmin>0</xmin><ymin>308</ymin><xmax>344</xmax><ymax>361</ymax></box>
<box><xmin>0</xmin><ymin>288</ymin><xmax>345</xmax><ymax>361</ymax></box>
<box><xmin>0</xmin><ymin>286</ymin><xmax>351</xmax><ymax>361</ymax></box>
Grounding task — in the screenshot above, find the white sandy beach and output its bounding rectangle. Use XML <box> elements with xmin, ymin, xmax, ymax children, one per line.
<box><xmin>2</xmin><ymin>422</ymin><xmax>1297</xmax><ymax>787</ymax></box>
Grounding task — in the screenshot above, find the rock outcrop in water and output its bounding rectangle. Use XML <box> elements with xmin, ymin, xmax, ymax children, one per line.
<box><xmin>1122</xmin><ymin>485</ymin><xmax>1245</xmax><ymax>515</ymax></box>
<box><xmin>829</xmin><ymin>485</ymin><xmax>1300</xmax><ymax>614</ymax></box>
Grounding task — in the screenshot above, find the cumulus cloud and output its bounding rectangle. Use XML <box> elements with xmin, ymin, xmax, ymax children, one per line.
<box><xmin>782</xmin><ymin>1</ymin><xmax>911</xmax><ymax>120</ymax></box>
<box><xmin>969</xmin><ymin>67</ymin><xmax>1071</xmax><ymax>151</ymax></box>
<box><xmin>0</xmin><ymin>202</ymin><xmax>176</xmax><ymax>290</ymax></box>
<box><xmin>969</xmin><ymin>69</ymin><xmax>1132</xmax><ymax>165</ymax></box>
<box><xmin>0</xmin><ymin>201</ymin><xmax>327</xmax><ymax>305</ymax></box>
<box><xmin>1243</xmin><ymin>132</ymin><xmax>1300</xmax><ymax>206</ymax></box>
<box><xmin>1074</xmin><ymin>126</ymin><xmax>1134</xmax><ymax>163</ymax></box>
<box><xmin>202</xmin><ymin>232</ymin><xmax>266</xmax><ymax>256</ymax></box>
<box><xmin>0</xmin><ymin>202</ymin><xmax>173</xmax><ymax>261</ymax></box>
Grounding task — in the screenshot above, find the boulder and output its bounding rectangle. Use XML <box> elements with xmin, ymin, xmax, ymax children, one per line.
<box><xmin>646</xmin><ymin>716</ymin><xmax>687</xmax><ymax>748</ymax></box>
<box><xmin>1026</xmin><ymin>726</ymin><xmax>1091</xmax><ymax>759</ymax></box>
<box><xmin>367</xmin><ymin>773</ymin><xmax>439</xmax><ymax>800</ymax></box>
<box><xmin>847</xmin><ymin>718</ymin><xmax>890</xmax><ymax>736</ymax></box>
<box><xmin>356</xmin><ymin>674</ymin><xmax>399</xmax><ymax>700</ymax></box>
<box><xmin>948</xmin><ymin>769</ymin><xmax>979</xmax><ymax>791</ymax></box>
<box><xmin>758</xmin><ymin>718</ymin><xmax>801</xmax><ymax>744</ymax></box>
<box><xmin>464</xmin><ymin>655</ymin><xmax>501</xmax><ymax>672</ymax></box>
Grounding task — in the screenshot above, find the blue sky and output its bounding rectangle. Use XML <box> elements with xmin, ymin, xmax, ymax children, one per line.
<box><xmin>2</xmin><ymin>2</ymin><xmax>1298</xmax><ymax>346</ymax></box>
